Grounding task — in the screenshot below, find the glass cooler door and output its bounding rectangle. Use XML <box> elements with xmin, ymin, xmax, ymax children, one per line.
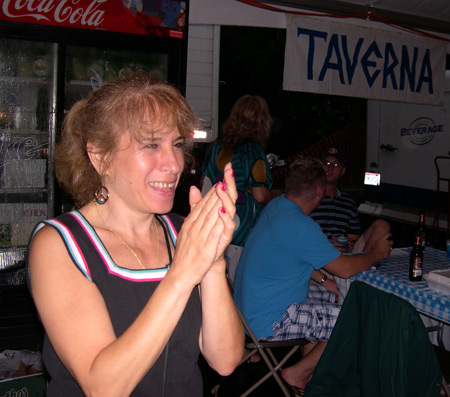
<box><xmin>64</xmin><ymin>45</ymin><xmax>169</xmax><ymax>111</ymax></box>
<box><xmin>0</xmin><ymin>37</ymin><xmax>56</xmax><ymax>283</ymax></box>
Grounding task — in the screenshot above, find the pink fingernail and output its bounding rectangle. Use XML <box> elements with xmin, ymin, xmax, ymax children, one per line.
<box><xmin>221</xmin><ymin>182</ymin><xmax>226</xmax><ymax>191</ymax></box>
<box><xmin>220</xmin><ymin>207</ymin><xmax>226</xmax><ymax>214</ymax></box>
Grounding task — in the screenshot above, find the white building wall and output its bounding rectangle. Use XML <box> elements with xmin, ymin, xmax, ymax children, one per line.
<box><xmin>189</xmin><ymin>0</ymin><xmax>288</xmax><ymax>27</ymax></box>
<box><xmin>185</xmin><ymin>0</ymin><xmax>289</xmax><ymax>141</ymax></box>
<box><xmin>185</xmin><ymin>0</ymin><xmax>450</xmax><ymax>141</ymax></box>
<box><xmin>186</xmin><ymin>24</ymin><xmax>219</xmax><ymax>140</ymax></box>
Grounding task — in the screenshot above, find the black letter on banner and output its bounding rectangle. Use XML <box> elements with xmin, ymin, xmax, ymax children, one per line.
<box><xmin>297</xmin><ymin>27</ymin><xmax>328</xmax><ymax>80</ymax></box>
<box><xmin>400</xmin><ymin>45</ymin><xmax>418</xmax><ymax>91</ymax></box>
<box><xmin>319</xmin><ymin>33</ymin><xmax>345</xmax><ymax>83</ymax></box>
<box><xmin>342</xmin><ymin>36</ymin><xmax>364</xmax><ymax>85</ymax></box>
<box><xmin>383</xmin><ymin>42</ymin><xmax>399</xmax><ymax>90</ymax></box>
<box><xmin>361</xmin><ymin>41</ymin><xmax>382</xmax><ymax>87</ymax></box>
<box><xmin>416</xmin><ymin>49</ymin><xmax>433</xmax><ymax>94</ymax></box>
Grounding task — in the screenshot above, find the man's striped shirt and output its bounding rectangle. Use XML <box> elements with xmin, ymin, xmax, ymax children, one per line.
<box><xmin>310</xmin><ymin>188</ymin><xmax>361</xmax><ymax>239</ymax></box>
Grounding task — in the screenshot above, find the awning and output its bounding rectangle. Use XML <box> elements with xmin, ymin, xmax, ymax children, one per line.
<box><xmin>254</xmin><ymin>0</ymin><xmax>450</xmax><ymax>35</ymax></box>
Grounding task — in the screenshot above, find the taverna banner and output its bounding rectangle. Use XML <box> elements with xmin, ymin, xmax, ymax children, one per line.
<box><xmin>283</xmin><ymin>14</ymin><xmax>447</xmax><ymax>105</ymax></box>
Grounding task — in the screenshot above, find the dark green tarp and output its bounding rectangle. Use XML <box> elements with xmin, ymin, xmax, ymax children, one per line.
<box><xmin>305</xmin><ymin>281</ymin><xmax>442</xmax><ymax>397</ymax></box>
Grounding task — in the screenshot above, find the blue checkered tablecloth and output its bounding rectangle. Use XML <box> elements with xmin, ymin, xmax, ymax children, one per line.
<box><xmin>351</xmin><ymin>247</ymin><xmax>450</xmax><ymax>325</ymax></box>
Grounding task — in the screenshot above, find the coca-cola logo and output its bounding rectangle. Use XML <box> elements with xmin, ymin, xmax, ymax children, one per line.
<box><xmin>2</xmin><ymin>0</ymin><xmax>106</xmax><ymax>27</ymax></box>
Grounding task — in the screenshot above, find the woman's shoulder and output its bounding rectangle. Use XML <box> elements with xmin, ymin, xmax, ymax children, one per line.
<box><xmin>30</xmin><ymin>220</ymin><xmax>62</xmax><ymax>247</ymax></box>
<box><xmin>30</xmin><ymin>211</ymin><xmax>89</xmax><ymax>247</ymax></box>
<box><xmin>28</xmin><ymin>214</ymin><xmax>80</xmax><ymax>269</ymax></box>
<box><xmin>31</xmin><ymin>212</ymin><xmax>74</xmax><ymax>237</ymax></box>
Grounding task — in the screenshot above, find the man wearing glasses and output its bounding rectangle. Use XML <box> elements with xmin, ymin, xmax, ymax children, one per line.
<box><xmin>310</xmin><ymin>147</ymin><xmax>391</xmax><ymax>304</ymax></box>
<box><xmin>310</xmin><ymin>147</ymin><xmax>391</xmax><ymax>257</ymax></box>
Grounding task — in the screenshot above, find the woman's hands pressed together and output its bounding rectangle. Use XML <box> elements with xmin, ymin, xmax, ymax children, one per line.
<box><xmin>171</xmin><ymin>162</ymin><xmax>237</xmax><ymax>285</ymax></box>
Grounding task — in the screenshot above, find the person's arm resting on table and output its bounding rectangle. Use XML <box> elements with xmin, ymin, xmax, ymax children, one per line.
<box><xmin>324</xmin><ymin>233</ymin><xmax>393</xmax><ymax>278</ymax></box>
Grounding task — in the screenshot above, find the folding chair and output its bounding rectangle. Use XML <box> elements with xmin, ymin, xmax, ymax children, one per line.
<box><xmin>213</xmin><ymin>303</ymin><xmax>309</xmax><ymax>397</ymax></box>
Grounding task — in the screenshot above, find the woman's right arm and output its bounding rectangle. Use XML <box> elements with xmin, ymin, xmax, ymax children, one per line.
<box><xmin>252</xmin><ymin>186</ymin><xmax>281</xmax><ymax>205</ymax></box>
<box><xmin>249</xmin><ymin>142</ymin><xmax>278</xmax><ymax>205</ymax></box>
<box><xmin>251</xmin><ymin>186</ymin><xmax>271</xmax><ymax>204</ymax></box>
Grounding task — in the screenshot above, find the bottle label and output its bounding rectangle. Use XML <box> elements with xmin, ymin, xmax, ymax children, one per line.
<box><xmin>412</xmin><ymin>268</ymin><xmax>423</xmax><ymax>277</ymax></box>
<box><xmin>411</xmin><ymin>257</ymin><xmax>423</xmax><ymax>277</ymax></box>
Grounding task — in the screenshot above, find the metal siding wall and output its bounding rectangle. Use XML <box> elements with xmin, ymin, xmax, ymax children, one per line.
<box><xmin>186</xmin><ymin>24</ymin><xmax>219</xmax><ymax>141</ymax></box>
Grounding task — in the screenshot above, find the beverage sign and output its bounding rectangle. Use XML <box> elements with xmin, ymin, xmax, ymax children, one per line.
<box><xmin>0</xmin><ymin>0</ymin><xmax>187</xmax><ymax>38</ymax></box>
<box><xmin>400</xmin><ymin>116</ymin><xmax>444</xmax><ymax>146</ymax></box>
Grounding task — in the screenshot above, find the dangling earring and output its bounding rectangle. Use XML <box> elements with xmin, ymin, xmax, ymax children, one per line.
<box><xmin>94</xmin><ymin>183</ymin><xmax>109</xmax><ymax>204</ymax></box>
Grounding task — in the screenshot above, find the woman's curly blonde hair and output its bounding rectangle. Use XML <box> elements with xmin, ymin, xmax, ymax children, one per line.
<box><xmin>54</xmin><ymin>74</ymin><xmax>198</xmax><ymax>208</ymax></box>
<box><xmin>220</xmin><ymin>95</ymin><xmax>272</xmax><ymax>148</ymax></box>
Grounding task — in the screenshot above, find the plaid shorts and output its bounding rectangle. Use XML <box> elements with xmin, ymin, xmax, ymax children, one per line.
<box><xmin>262</xmin><ymin>283</ymin><xmax>341</xmax><ymax>342</ymax></box>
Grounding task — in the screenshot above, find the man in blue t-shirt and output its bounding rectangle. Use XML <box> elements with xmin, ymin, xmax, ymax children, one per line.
<box><xmin>233</xmin><ymin>157</ymin><xmax>393</xmax><ymax>394</ymax></box>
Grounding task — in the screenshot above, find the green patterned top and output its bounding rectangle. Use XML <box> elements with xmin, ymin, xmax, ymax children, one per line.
<box><xmin>202</xmin><ymin>141</ymin><xmax>273</xmax><ymax>246</ymax></box>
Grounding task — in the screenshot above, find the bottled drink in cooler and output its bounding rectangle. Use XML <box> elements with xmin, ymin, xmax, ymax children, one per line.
<box><xmin>409</xmin><ymin>236</ymin><xmax>423</xmax><ymax>281</ymax></box>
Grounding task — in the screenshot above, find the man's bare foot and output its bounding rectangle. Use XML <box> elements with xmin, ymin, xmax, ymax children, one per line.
<box><xmin>280</xmin><ymin>367</ymin><xmax>307</xmax><ymax>392</ymax></box>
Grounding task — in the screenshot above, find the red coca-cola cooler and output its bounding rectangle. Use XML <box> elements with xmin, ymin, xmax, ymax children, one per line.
<box><xmin>0</xmin><ymin>0</ymin><xmax>188</xmax><ymax>352</ymax></box>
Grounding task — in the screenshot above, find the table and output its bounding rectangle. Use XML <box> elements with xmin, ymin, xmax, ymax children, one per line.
<box><xmin>351</xmin><ymin>247</ymin><xmax>450</xmax><ymax>324</ymax></box>
<box><xmin>348</xmin><ymin>246</ymin><xmax>450</xmax><ymax>349</ymax></box>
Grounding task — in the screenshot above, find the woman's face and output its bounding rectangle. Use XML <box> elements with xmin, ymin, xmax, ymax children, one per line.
<box><xmin>104</xmin><ymin>127</ymin><xmax>185</xmax><ymax>215</ymax></box>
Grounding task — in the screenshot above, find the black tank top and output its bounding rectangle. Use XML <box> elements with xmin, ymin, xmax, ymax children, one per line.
<box><xmin>31</xmin><ymin>211</ymin><xmax>202</xmax><ymax>396</ymax></box>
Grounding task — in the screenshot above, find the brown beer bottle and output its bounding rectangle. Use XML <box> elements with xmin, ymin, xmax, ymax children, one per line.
<box><xmin>416</xmin><ymin>210</ymin><xmax>426</xmax><ymax>249</ymax></box>
<box><xmin>409</xmin><ymin>236</ymin><xmax>423</xmax><ymax>281</ymax></box>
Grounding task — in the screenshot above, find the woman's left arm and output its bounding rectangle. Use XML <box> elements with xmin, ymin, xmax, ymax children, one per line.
<box><xmin>198</xmin><ymin>261</ymin><xmax>244</xmax><ymax>375</ymax></box>
<box><xmin>194</xmin><ymin>163</ymin><xmax>244</xmax><ymax>375</ymax></box>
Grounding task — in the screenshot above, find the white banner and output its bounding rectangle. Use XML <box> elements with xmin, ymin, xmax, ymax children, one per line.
<box><xmin>283</xmin><ymin>14</ymin><xmax>447</xmax><ymax>105</ymax></box>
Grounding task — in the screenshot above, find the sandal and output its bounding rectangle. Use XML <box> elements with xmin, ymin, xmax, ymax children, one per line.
<box><xmin>280</xmin><ymin>370</ymin><xmax>306</xmax><ymax>396</ymax></box>
<box><xmin>287</xmin><ymin>384</ymin><xmax>305</xmax><ymax>396</ymax></box>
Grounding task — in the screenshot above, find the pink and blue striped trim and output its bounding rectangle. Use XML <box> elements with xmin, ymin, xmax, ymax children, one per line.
<box><xmin>33</xmin><ymin>218</ymin><xmax>92</xmax><ymax>281</ymax></box>
<box><xmin>36</xmin><ymin>212</ymin><xmax>179</xmax><ymax>283</ymax></box>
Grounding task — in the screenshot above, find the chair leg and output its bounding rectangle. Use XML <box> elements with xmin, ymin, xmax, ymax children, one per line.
<box><xmin>267</xmin><ymin>346</ymin><xmax>303</xmax><ymax>396</ymax></box>
<box><xmin>240</xmin><ymin>346</ymin><xmax>290</xmax><ymax>397</ymax></box>
<box><xmin>443</xmin><ymin>376</ymin><xmax>450</xmax><ymax>397</ymax></box>
<box><xmin>241</xmin><ymin>345</ymin><xmax>302</xmax><ymax>397</ymax></box>
<box><xmin>211</xmin><ymin>384</ymin><xmax>220</xmax><ymax>396</ymax></box>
